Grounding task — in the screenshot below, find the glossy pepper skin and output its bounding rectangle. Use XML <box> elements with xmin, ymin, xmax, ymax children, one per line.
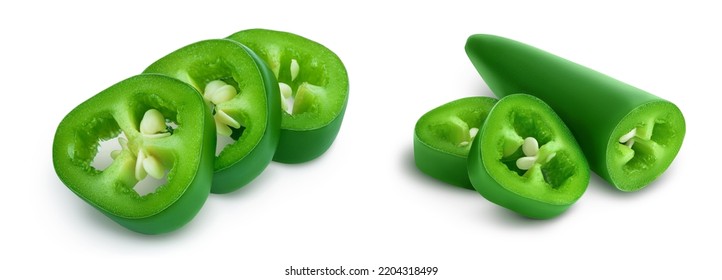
<box><xmin>465</xmin><ymin>34</ymin><xmax>685</xmax><ymax>192</ymax></box>
<box><xmin>468</xmin><ymin>94</ymin><xmax>589</xmax><ymax>219</ymax></box>
<box><xmin>53</xmin><ymin>74</ymin><xmax>215</xmax><ymax>234</ymax></box>
<box><xmin>227</xmin><ymin>29</ymin><xmax>349</xmax><ymax>163</ymax></box>
<box><xmin>414</xmin><ymin>97</ymin><xmax>497</xmax><ymax>189</ymax></box>
<box><xmin>144</xmin><ymin>39</ymin><xmax>281</xmax><ymax>194</ymax></box>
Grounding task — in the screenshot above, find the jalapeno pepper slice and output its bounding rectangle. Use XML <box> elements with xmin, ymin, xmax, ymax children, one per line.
<box><xmin>414</xmin><ymin>97</ymin><xmax>497</xmax><ymax>189</ymax></box>
<box><xmin>52</xmin><ymin>74</ymin><xmax>215</xmax><ymax>234</ymax></box>
<box><xmin>465</xmin><ymin>34</ymin><xmax>685</xmax><ymax>191</ymax></box>
<box><xmin>227</xmin><ymin>29</ymin><xmax>349</xmax><ymax>163</ymax></box>
<box><xmin>468</xmin><ymin>94</ymin><xmax>589</xmax><ymax>219</ymax></box>
<box><xmin>144</xmin><ymin>39</ymin><xmax>281</xmax><ymax>194</ymax></box>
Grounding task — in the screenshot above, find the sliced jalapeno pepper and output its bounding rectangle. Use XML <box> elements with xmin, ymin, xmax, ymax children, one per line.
<box><xmin>227</xmin><ymin>29</ymin><xmax>349</xmax><ymax>163</ymax></box>
<box><xmin>414</xmin><ymin>97</ymin><xmax>497</xmax><ymax>189</ymax></box>
<box><xmin>52</xmin><ymin>74</ymin><xmax>215</xmax><ymax>234</ymax></box>
<box><xmin>465</xmin><ymin>34</ymin><xmax>685</xmax><ymax>191</ymax></box>
<box><xmin>468</xmin><ymin>94</ymin><xmax>589</xmax><ymax>219</ymax></box>
<box><xmin>144</xmin><ymin>39</ymin><xmax>281</xmax><ymax>194</ymax></box>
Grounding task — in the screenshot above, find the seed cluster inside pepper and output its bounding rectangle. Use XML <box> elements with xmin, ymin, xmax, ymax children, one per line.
<box><xmin>276</xmin><ymin>58</ymin><xmax>324</xmax><ymax>116</ymax></box>
<box><xmin>430</xmin><ymin>116</ymin><xmax>479</xmax><ymax>148</ymax></box>
<box><xmin>432</xmin><ymin>120</ymin><xmax>469</xmax><ymax>146</ymax></box>
<box><xmin>253</xmin><ymin>44</ymin><xmax>330</xmax><ymax>121</ymax></box>
<box><xmin>133</xmin><ymin>109</ymin><xmax>172</xmax><ymax>180</ymax></box>
<box><xmin>97</xmin><ymin>108</ymin><xmax>178</xmax><ymax>188</ymax></box>
<box><xmin>203</xmin><ymin>80</ymin><xmax>242</xmax><ymax>137</ymax></box>
<box><xmin>616</xmin><ymin>119</ymin><xmax>675</xmax><ymax>173</ymax></box>
<box><xmin>494</xmin><ymin>110</ymin><xmax>572</xmax><ymax>189</ymax></box>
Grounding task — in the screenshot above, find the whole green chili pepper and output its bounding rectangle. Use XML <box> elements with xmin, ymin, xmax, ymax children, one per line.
<box><xmin>227</xmin><ymin>29</ymin><xmax>349</xmax><ymax>163</ymax></box>
<box><xmin>144</xmin><ymin>39</ymin><xmax>281</xmax><ymax>194</ymax></box>
<box><xmin>414</xmin><ymin>97</ymin><xmax>497</xmax><ymax>189</ymax></box>
<box><xmin>468</xmin><ymin>94</ymin><xmax>589</xmax><ymax>219</ymax></box>
<box><xmin>53</xmin><ymin>74</ymin><xmax>215</xmax><ymax>234</ymax></box>
<box><xmin>465</xmin><ymin>34</ymin><xmax>685</xmax><ymax>191</ymax></box>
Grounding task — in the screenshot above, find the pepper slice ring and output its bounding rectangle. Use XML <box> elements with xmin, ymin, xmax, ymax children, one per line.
<box><xmin>52</xmin><ymin>74</ymin><xmax>215</xmax><ymax>234</ymax></box>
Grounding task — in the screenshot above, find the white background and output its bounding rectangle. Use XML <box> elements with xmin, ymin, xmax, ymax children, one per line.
<box><xmin>2</xmin><ymin>1</ymin><xmax>720</xmax><ymax>279</ymax></box>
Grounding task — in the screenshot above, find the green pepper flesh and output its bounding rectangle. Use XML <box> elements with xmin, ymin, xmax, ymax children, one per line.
<box><xmin>468</xmin><ymin>94</ymin><xmax>589</xmax><ymax>219</ymax></box>
<box><xmin>53</xmin><ymin>74</ymin><xmax>215</xmax><ymax>234</ymax></box>
<box><xmin>414</xmin><ymin>97</ymin><xmax>497</xmax><ymax>189</ymax></box>
<box><xmin>144</xmin><ymin>39</ymin><xmax>281</xmax><ymax>193</ymax></box>
<box><xmin>228</xmin><ymin>29</ymin><xmax>349</xmax><ymax>163</ymax></box>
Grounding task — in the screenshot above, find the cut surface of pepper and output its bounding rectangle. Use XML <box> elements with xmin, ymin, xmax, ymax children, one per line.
<box><xmin>414</xmin><ymin>97</ymin><xmax>497</xmax><ymax>189</ymax></box>
<box><xmin>52</xmin><ymin>74</ymin><xmax>215</xmax><ymax>234</ymax></box>
<box><xmin>468</xmin><ymin>94</ymin><xmax>589</xmax><ymax>219</ymax></box>
<box><xmin>144</xmin><ymin>39</ymin><xmax>281</xmax><ymax>194</ymax></box>
<box><xmin>228</xmin><ymin>29</ymin><xmax>349</xmax><ymax>163</ymax></box>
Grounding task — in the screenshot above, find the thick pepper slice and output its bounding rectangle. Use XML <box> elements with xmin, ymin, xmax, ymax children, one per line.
<box><xmin>52</xmin><ymin>74</ymin><xmax>215</xmax><ymax>234</ymax></box>
<box><xmin>227</xmin><ymin>29</ymin><xmax>349</xmax><ymax>163</ymax></box>
<box><xmin>468</xmin><ymin>94</ymin><xmax>589</xmax><ymax>219</ymax></box>
<box><xmin>144</xmin><ymin>39</ymin><xmax>281</xmax><ymax>194</ymax></box>
<box><xmin>414</xmin><ymin>97</ymin><xmax>497</xmax><ymax>189</ymax></box>
<box><xmin>465</xmin><ymin>34</ymin><xmax>685</xmax><ymax>191</ymax></box>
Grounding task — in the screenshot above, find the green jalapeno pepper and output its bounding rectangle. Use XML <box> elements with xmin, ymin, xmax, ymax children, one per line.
<box><xmin>52</xmin><ymin>74</ymin><xmax>215</xmax><ymax>234</ymax></box>
<box><xmin>414</xmin><ymin>97</ymin><xmax>497</xmax><ymax>189</ymax></box>
<box><xmin>227</xmin><ymin>29</ymin><xmax>349</xmax><ymax>163</ymax></box>
<box><xmin>144</xmin><ymin>39</ymin><xmax>281</xmax><ymax>194</ymax></box>
<box><xmin>465</xmin><ymin>34</ymin><xmax>685</xmax><ymax>192</ymax></box>
<box><xmin>468</xmin><ymin>94</ymin><xmax>589</xmax><ymax>219</ymax></box>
